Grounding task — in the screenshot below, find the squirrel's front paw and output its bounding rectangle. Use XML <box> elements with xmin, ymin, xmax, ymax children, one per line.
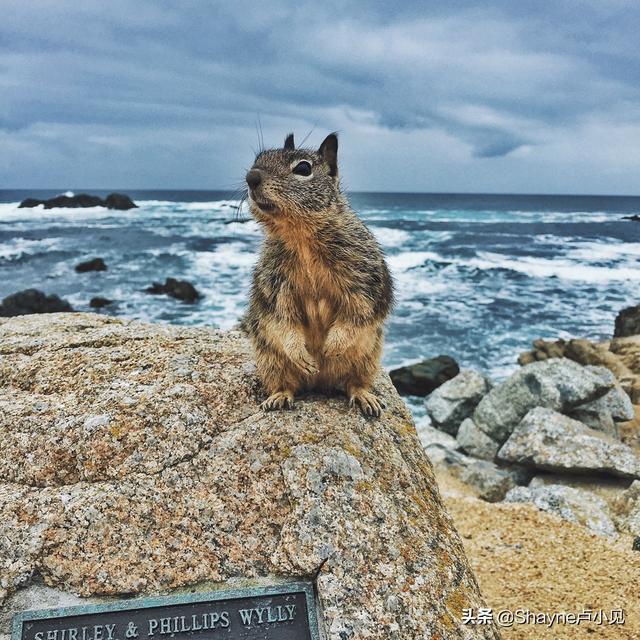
<box><xmin>289</xmin><ymin>348</ymin><xmax>319</xmax><ymax>376</ymax></box>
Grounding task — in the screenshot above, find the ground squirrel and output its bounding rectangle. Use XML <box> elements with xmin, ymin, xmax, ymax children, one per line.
<box><xmin>243</xmin><ymin>132</ymin><xmax>394</xmax><ymax>416</ymax></box>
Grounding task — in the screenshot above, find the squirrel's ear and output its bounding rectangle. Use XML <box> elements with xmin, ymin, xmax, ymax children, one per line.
<box><xmin>283</xmin><ymin>133</ymin><xmax>295</xmax><ymax>150</ymax></box>
<box><xmin>318</xmin><ymin>133</ymin><xmax>338</xmax><ymax>178</ymax></box>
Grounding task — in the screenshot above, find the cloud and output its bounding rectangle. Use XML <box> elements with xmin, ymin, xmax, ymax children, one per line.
<box><xmin>0</xmin><ymin>0</ymin><xmax>639</xmax><ymax>192</ymax></box>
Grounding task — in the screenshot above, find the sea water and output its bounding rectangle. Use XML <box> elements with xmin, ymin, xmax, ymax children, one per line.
<box><xmin>1</xmin><ymin>190</ymin><xmax>639</xmax><ymax>422</ymax></box>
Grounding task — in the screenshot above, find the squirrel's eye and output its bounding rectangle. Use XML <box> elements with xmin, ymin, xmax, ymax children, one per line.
<box><xmin>292</xmin><ymin>160</ymin><xmax>312</xmax><ymax>176</ymax></box>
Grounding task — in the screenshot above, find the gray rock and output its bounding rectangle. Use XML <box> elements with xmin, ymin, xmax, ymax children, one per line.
<box><xmin>498</xmin><ymin>407</ymin><xmax>640</xmax><ymax>479</ymax></box>
<box><xmin>416</xmin><ymin>424</ymin><xmax>458</xmax><ymax>450</ymax></box>
<box><xmin>505</xmin><ymin>484</ymin><xmax>617</xmax><ymax>537</ymax></box>
<box><xmin>614</xmin><ymin>304</ymin><xmax>640</xmax><ymax>338</ymax></box>
<box><xmin>456</xmin><ymin>418</ymin><xmax>500</xmax><ymax>460</ymax></box>
<box><xmin>569</xmin><ymin>366</ymin><xmax>635</xmax><ymax>433</ymax></box>
<box><xmin>425</xmin><ymin>369</ymin><xmax>492</xmax><ymax>434</ymax></box>
<box><xmin>459</xmin><ymin>461</ymin><xmax>519</xmax><ymax>502</ymax></box>
<box><xmin>425</xmin><ymin>443</ymin><xmax>526</xmax><ymax>502</ymax></box>
<box><xmin>613</xmin><ymin>480</ymin><xmax>640</xmax><ymax>537</ymax></box>
<box><xmin>424</xmin><ymin>443</ymin><xmax>470</xmax><ymax>471</ymax></box>
<box><xmin>473</xmin><ymin>358</ymin><xmax>612</xmax><ymax>443</ymax></box>
<box><xmin>0</xmin><ymin>312</ymin><xmax>498</xmax><ymax>640</ymax></box>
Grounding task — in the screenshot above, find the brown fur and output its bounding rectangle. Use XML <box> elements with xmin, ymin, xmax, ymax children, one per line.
<box><xmin>243</xmin><ymin>133</ymin><xmax>394</xmax><ymax>416</ymax></box>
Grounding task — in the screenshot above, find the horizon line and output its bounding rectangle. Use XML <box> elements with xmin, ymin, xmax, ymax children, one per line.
<box><xmin>2</xmin><ymin>188</ymin><xmax>640</xmax><ymax>199</ymax></box>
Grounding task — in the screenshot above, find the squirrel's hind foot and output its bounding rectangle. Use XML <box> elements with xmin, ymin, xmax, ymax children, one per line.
<box><xmin>261</xmin><ymin>390</ymin><xmax>295</xmax><ymax>411</ymax></box>
<box><xmin>349</xmin><ymin>389</ymin><xmax>385</xmax><ymax>417</ymax></box>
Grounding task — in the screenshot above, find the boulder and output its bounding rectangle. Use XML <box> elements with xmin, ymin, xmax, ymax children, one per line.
<box><xmin>0</xmin><ymin>289</ymin><xmax>73</xmax><ymax>317</ymax></box>
<box><xmin>425</xmin><ymin>369</ymin><xmax>492</xmax><ymax>434</ymax></box>
<box><xmin>456</xmin><ymin>418</ymin><xmax>500</xmax><ymax>460</ymax></box>
<box><xmin>425</xmin><ymin>443</ymin><xmax>526</xmax><ymax>502</ymax></box>
<box><xmin>473</xmin><ymin>359</ymin><xmax>611</xmax><ymax>443</ymax></box>
<box><xmin>612</xmin><ymin>480</ymin><xmax>640</xmax><ymax>537</ymax></box>
<box><xmin>89</xmin><ymin>297</ymin><xmax>114</xmax><ymax>309</ymax></box>
<box><xmin>0</xmin><ymin>313</ymin><xmax>499</xmax><ymax>640</ymax></box>
<box><xmin>105</xmin><ymin>192</ymin><xmax>138</xmax><ymax>210</ymax></box>
<box><xmin>504</xmin><ymin>485</ymin><xmax>617</xmax><ymax>537</ymax></box>
<box><xmin>568</xmin><ymin>366</ymin><xmax>634</xmax><ymax>437</ymax></box>
<box><xmin>417</xmin><ymin>424</ymin><xmax>459</xmax><ymax>450</ymax></box>
<box><xmin>75</xmin><ymin>257</ymin><xmax>107</xmax><ymax>273</ymax></box>
<box><xmin>615</xmin><ymin>305</ymin><xmax>640</xmax><ymax>338</ymax></box>
<box><xmin>146</xmin><ymin>278</ymin><xmax>201</xmax><ymax>303</ymax></box>
<box><xmin>498</xmin><ymin>407</ymin><xmax>640</xmax><ymax>479</ymax></box>
<box><xmin>390</xmin><ymin>355</ymin><xmax>459</xmax><ymax>396</ymax></box>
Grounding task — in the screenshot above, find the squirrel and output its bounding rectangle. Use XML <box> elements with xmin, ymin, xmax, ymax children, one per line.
<box><xmin>242</xmin><ymin>132</ymin><xmax>394</xmax><ymax>416</ymax></box>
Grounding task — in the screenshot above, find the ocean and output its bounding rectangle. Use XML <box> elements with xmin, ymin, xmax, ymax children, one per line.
<box><xmin>1</xmin><ymin>189</ymin><xmax>639</xmax><ymax>423</ymax></box>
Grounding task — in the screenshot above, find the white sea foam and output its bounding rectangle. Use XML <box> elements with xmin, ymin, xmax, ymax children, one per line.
<box><xmin>468</xmin><ymin>251</ymin><xmax>640</xmax><ymax>282</ymax></box>
<box><xmin>371</xmin><ymin>227</ymin><xmax>412</xmax><ymax>247</ymax></box>
<box><xmin>0</xmin><ymin>237</ymin><xmax>63</xmax><ymax>260</ymax></box>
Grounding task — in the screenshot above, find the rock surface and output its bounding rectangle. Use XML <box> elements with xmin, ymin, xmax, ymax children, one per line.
<box><xmin>0</xmin><ymin>289</ymin><xmax>73</xmax><ymax>317</ymax></box>
<box><xmin>0</xmin><ymin>313</ymin><xmax>498</xmax><ymax>640</ymax></box>
<box><xmin>473</xmin><ymin>358</ymin><xmax>611</xmax><ymax>443</ymax></box>
<box><xmin>75</xmin><ymin>257</ymin><xmax>107</xmax><ymax>273</ymax></box>
<box><xmin>505</xmin><ymin>484</ymin><xmax>617</xmax><ymax>537</ymax></box>
<box><xmin>612</xmin><ymin>480</ymin><xmax>640</xmax><ymax>537</ymax></box>
<box><xmin>425</xmin><ymin>369</ymin><xmax>491</xmax><ymax>434</ymax></box>
<box><xmin>389</xmin><ymin>355</ymin><xmax>459</xmax><ymax>396</ymax></box>
<box><xmin>426</xmin><ymin>443</ymin><xmax>525</xmax><ymax>502</ymax></box>
<box><xmin>146</xmin><ymin>278</ymin><xmax>201</xmax><ymax>303</ymax></box>
<box><xmin>456</xmin><ymin>418</ymin><xmax>499</xmax><ymax>461</ymax></box>
<box><xmin>498</xmin><ymin>407</ymin><xmax>640</xmax><ymax>479</ymax></box>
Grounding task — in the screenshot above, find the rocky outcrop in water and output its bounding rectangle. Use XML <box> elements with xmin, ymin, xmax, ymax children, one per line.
<box><xmin>146</xmin><ymin>277</ymin><xmax>201</xmax><ymax>303</ymax></box>
<box><xmin>390</xmin><ymin>355</ymin><xmax>459</xmax><ymax>396</ymax></box>
<box><xmin>18</xmin><ymin>193</ymin><xmax>137</xmax><ymax>210</ymax></box>
<box><xmin>75</xmin><ymin>257</ymin><xmax>107</xmax><ymax>273</ymax></box>
<box><xmin>0</xmin><ymin>289</ymin><xmax>73</xmax><ymax>317</ymax></box>
<box><xmin>615</xmin><ymin>304</ymin><xmax>640</xmax><ymax>338</ymax></box>
<box><xmin>0</xmin><ymin>313</ymin><xmax>499</xmax><ymax>640</ymax></box>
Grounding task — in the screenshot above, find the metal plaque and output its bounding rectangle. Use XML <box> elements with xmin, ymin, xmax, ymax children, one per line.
<box><xmin>12</xmin><ymin>582</ymin><xmax>320</xmax><ymax>640</ymax></box>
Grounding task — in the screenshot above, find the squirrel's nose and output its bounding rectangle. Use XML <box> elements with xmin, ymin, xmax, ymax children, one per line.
<box><xmin>246</xmin><ymin>169</ymin><xmax>262</xmax><ymax>190</ymax></box>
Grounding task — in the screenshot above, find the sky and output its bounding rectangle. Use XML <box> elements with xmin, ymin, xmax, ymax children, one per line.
<box><xmin>1</xmin><ymin>1</ymin><xmax>639</xmax><ymax>194</ymax></box>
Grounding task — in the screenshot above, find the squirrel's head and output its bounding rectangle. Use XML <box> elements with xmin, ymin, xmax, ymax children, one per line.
<box><xmin>245</xmin><ymin>133</ymin><xmax>340</xmax><ymax>223</ymax></box>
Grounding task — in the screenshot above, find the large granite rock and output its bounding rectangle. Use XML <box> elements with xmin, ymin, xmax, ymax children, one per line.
<box><xmin>389</xmin><ymin>356</ymin><xmax>459</xmax><ymax>396</ymax></box>
<box><xmin>0</xmin><ymin>313</ymin><xmax>499</xmax><ymax>640</ymax></box>
<box><xmin>568</xmin><ymin>365</ymin><xmax>634</xmax><ymax>436</ymax></box>
<box><xmin>504</xmin><ymin>484</ymin><xmax>617</xmax><ymax>537</ymax></box>
<box><xmin>473</xmin><ymin>358</ymin><xmax>611</xmax><ymax>443</ymax></box>
<box><xmin>519</xmin><ymin>337</ymin><xmax>640</xmax><ymax>404</ymax></box>
<box><xmin>498</xmin><ymin>407</ymin><xmax>640</xmax><ymax>479</ymax></box>
<box><xmin>0</xmin><ymin>289</ymin><xmax>73</xmax><ymax>317</ymax></box>
<box><xmin>425</xmin><ymin>369</ymin><xmax>492</xmax><ymax>434</ymax></box>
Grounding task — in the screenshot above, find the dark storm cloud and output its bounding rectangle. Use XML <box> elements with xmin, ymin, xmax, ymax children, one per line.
<box><xmin>1</xmin><ymin>0</ymin><xmax>639</xmax><ymax>191</ymax></box>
